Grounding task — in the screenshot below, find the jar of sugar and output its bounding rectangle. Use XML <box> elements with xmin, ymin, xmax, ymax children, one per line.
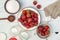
<box><xmin>4</xmin><ymin>0</ymin><xmax>20</xmax><ymax>14</ymax></box>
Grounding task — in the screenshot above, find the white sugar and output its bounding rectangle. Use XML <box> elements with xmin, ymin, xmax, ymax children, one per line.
<box><xmin>6</xmin><ymin>0</ymin><xmax>20</xmax><ymax>13</ymax></box>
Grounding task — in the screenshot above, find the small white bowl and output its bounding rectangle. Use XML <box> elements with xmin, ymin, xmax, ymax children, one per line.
<box><xmin>18</xmin><ymin>8</ymin><xmax>41</xmax><ymax>30</ymax></box>
<box><xmin>4</xmin><ymin>0</ymin><xmax>20</xmax><ymax>14</ymax></box>
<box><xmin>0</xmin><ymin>32</ymin><xmax>7</xmax><ymax>40</ymax></box>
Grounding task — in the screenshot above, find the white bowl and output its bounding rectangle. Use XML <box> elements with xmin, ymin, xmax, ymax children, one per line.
<box><xmin>18</xmin><ymin>8</ymin><xmax>41</xmax><ymax>30</ymax></box>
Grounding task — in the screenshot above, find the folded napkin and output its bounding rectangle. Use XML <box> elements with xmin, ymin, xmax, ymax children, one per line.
<box><xmin>44</xmin><ymin>1</ymin><xmax>60</xmax><ymax>19</ymax></box>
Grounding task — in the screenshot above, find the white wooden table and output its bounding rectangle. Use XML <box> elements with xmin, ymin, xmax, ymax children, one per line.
<box><xmin>0</xmin><ymin>0</ymin><xmax>60</xmax><ymax>40</ymax></box>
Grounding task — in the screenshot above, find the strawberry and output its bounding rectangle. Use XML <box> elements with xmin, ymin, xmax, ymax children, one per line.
<box><xmin>44</xmin><ymin>25</ymin><xmax>49</xmax><ymax>30</ymax></box>
<box><xmin>33</xmin><ymin>13</ymin><xmax>38</xmax><ymax>18</ymax></box>
<box><xmin>29</xmin><ymin>22</ymin><xmax>33</xmax><ymax>27</ymax></box>
<box><xmin>31</xmin><ymin>13</ymin><xmax>34</xmax><ymax>18</ymax></box>
<box><xmin>24</xmin><ymin>22</ymin><xmax>30</xmax><ymax>28</ymax></box>
<box><xmin>42</xmin><ymin>28</ymin><xmax>47</xmax><ymax>32</ymax></box>
<box><xmin>22</xmin><ymin>10</ymin><xmax>27</xmax><ymax>15</ymax></box>
<box><xmin>33</xmin><ymin>1</ymin><xmax>37</xmax><ymax>5</ymax></box>
<box><xmin>37</xmin><ymin>4</ymin><xmax>41</xmax><ymax>9</ymax></box>
<box><xmin>37</xmin><ymin>27</ymin><xmax>41</xmax><ymax>33</ymax></box>
<box><xmin>41</xmin><ymin>32</ymin><xmax>45</xmax><ymax>36</ymax></box>
<box><xmin>21</xmin><ymin>15</ymin><xmax>26</xmax><ymax>21</ymax></box>
<box><xmin>23</xmin><ymin>21</ymin><xmax>27</xmax><ymax>24</ymax></box>
<box><xmin>18</xmin><ymin>18</ymin><xmax>23</xmax><ymax>22</ymax></box>
<box><xmin>30</xmin><ymin>11</ymin><xmax>34</xmax><ymax>16</ymax></box>
<box><xmin>34</xmin><ymin>17</ymin><xmax>38</xmax><ymax>22</ymax></box>
<box><xmin>26</xmin><ymin>13</ymin><xmax>31</xmax><ymax>18</ymax></box>
<box><xmin>31</xmin><ymin>13</ymin><xmax>38</xmax><ymax>18</ymax></box>
<box><xmin>25</xmin><ymin>24</ymin><xmax>30</xmax><ymax>28</ymax></box>
<box><xmin>34</xmin><ymin>22</ymin><xmax>38</xmax><ymax>26</ymax></box>
<box><xmin>9</xmin><ymin>37</ymin><xmax>17</xmax><ymax>40</ymax></box>
<box><xmin>28</xmin><ymin>18</ymin><xmax>32</xmax><ymax>23</ymax></box>
<box><xmin>45</xmin><ymin>31</ymin><xmax>49</xmax><ymax>35</ymax></box>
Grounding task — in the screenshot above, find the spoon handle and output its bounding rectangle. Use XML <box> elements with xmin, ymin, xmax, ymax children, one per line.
<box><xmin>0</xmin><ymin>18</ymin><xmax>7</xmax><ymax>20</ymax></box>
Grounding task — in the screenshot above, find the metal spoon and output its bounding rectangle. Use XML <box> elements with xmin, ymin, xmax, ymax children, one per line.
<box><xmin>0</xmin><ymin>15</ymin><xmax>15</xmax><ymax>22</ymax></box>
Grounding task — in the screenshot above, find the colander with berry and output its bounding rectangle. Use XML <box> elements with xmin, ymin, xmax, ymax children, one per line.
<box><xmin>18</xmin><ymin>8</ymin><xmax>40</xmax><ymax>30</ymax></box>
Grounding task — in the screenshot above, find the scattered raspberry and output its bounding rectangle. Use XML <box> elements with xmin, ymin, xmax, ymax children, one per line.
<box><xmin>33</xmin><ymin>1</ymin><xmax>37</xmax><ymax>5</ymax></box>
<box><xmin>37</xmin><ymin>4</ymin><xmax>41</xmax><ymax>9</ymax></box>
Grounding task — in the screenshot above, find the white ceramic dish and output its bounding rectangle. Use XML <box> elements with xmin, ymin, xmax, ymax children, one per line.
<box><xmin>10</xmin><ymin>25</ymin><xmax>24</xmax><ymax>36</ymax></box>
<box><xmin>19</xmin><ymin>31</ymin><xmax>30</xmax><ymax>40</ymax></box>
<box><xmin>4</xmin><ymin>0</ymin><xmax>20</xmax><ymax>14</ymax></box>
<box><xmin>37</xmin><ymin>23</ymin><xmax>51</xmax><ymax>39</ymax></box>
<box><xmin>0</xmin><ymin>32</ymin><xmax>7</xmax><ymax>40</ymax></box>
<box><xmin>18</xmin><ymin>8</ymin><xmax>41</xmax><ymax>30</ymax></box>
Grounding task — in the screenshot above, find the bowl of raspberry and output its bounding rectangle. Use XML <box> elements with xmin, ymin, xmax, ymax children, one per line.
<box><xmin>18</xmin><ymin>8</ymin><xmax>40</xmax><ymax>30</ymax></box>
<box><xmin>37</xmin><ymin>24</ymin><xmax>50</xmax><ymax>39</ymax></box>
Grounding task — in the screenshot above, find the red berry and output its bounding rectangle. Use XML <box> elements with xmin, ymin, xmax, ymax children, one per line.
<box><xmin>25</xmin><ymin>25</ymin><xmax>30</xmax><ymax>28</ymax></box>
<box><xmin>37</xmin><ymin>4</ymin><xmax>41</xmax><ymax>9</ymax></box>
<box><xmin>33</xmin><ymin>13</ymin><xmax>38</xmax><ymax>18</ymax></box>
<box><xmin>24</xmin><ymin>23</ymin><xmax>27</xmax><ymax>25</ymax></box>
<box><xmin>31</xmin><ymin>14</ymin><xmax>34</xmax><ymax>18</ymax></box>
<box><xmin>9</xmin><ymin>37</ymin><xmax>17</xmax><ymax>40</ymax></box>
<box><xmin>37</xmin><ymin>27</ymin><xmax>41</xmax><ymax>33</ymax></box>
<box><xmin>21</xmin><ymin>16</ymin><xmax>26</xmax><ymax>21</ymax></box>
<box><xmin>34</xmin><ymin>14</ymin><xmax>37</xmax><ymax>18</ymax></box>
<box><xmin>29</xmin><ymin>22</ymin><xmax>33</xmax><ymax>27</ymax></box>
<box><xmin>22</xmin><ymin>10</ymin><xmax>27</xmax><ymax>15</ymax></box>
<box><xmin>24</xmin><ymin>23</ymin><xmax>30</xmax><ymax>28</ymax></box>
<box><xmin>34</xmin><ymin>22</ymin><xmax>38</xmax><ymax>26</ymax></box>
<box><xmin>41</xmin><ymin>32</ymin><xmax>45</xmax><ymax>36</ymax></box>
<box><xmin>33</xmin><ymin>1</ymin><xmax>37</xmax><ymax>5</ymax></box>
<box><xmin>26</xmin><ymin>25</ymin><xmax>30</xmax><ymax>28</ymax></box>
<box><xmin>44</xmin><ymin>25</ymin><xmax>49</xmax><ymax>30</ymax></box>
<box><xmin>30</xmin><ymin>11</ymin><xmax>33</xmax><ymax>14</ymax></box>
<box><xmin>31</xmin><ymin>13</ymin><xmax>34</xmax><ymax>17</ymax></box>
<box><xmin>28</xmin><ymin>18</ymin><xmax>32</xmax><ymax>23</ymax></box>
<box><xmin>45</xmin><ymin>31</ymin><xmax>49</xmax><ymax>35</ymax></box>
<box><xmin>23</xmin><ymin>21</ymin><xmax>27</xmax><ymax>24</ymax></box>
<box><xmin>34</xmin><ymin>17</ymin><xmax>38</xmax><ymax>22</ymax></box>
<box><xmin>18</xmin><ymin>18</ymin><xmax>23</xmax><ymax>22</ymax></box>
<box><xmin>42</xmin><ymin>28</ymin><xmax>47</xmax><ymax>32</ymax></box>
<box><xmin>31</xmin><ymin>13</ymin><xmax>38</xmax><ymax>18</ymax></box>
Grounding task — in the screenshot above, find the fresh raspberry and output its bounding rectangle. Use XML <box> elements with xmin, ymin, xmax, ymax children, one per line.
<box><xmin>22</xmin><ymin>10</ymin><xmax>27</xmax><ymax>15</ymax></box>
<box><xmin>29</xmin><ymin>22</ymin><xmax>33</xmax><ymax>27</ymax></box>
<box><xmin>34</xmin><ymin>17</ymin><xmax>38</xmax><ymax>22</ymax></box>
<box><xmin>41</xmin><ymin>32</ymin><xmax>45</xmax><ymax>36</ymax></box>
<box><xmin>34</xmin><ymin>22</ymin><xmax>38</xmax><ymax>26</ymax></box>
<box><xmin>45</xmin><ymin>31</ymin><xmax>49</xmax><ymax>35</ymax></box>
<box><xmin>9</xmin><ymin>37</ymin><xmax>17</xmax><ymax>40</ymax></box>
<box><xmin>37</xmin><ymin>4</ymin><xmax>41</xmax><ymax>9</ymax></box>
<box><xmin>42</xmin><ymin>28</ymin><xmax>47</xmax><ymax>32</ymax></box>
<box><xmin>21</xmin><ymin>15</ymin><xmax>26</xmax><ymax>21</ymax></box>
<box><xmin>28</xmin><ymin>18</ymin><xmax>32</xmax><ymax>23</ymax></box>
<box><xmin>37</xmin><ymin>27</ymin><xmax>41</xmax><ymax>33</ymax></box>
<box><xmin>18</xmin><ymin>18</ymin><xmax>23</xmax><ymax>22</ymax></box>
<box><xmin>33</xmin><ymin>1</ymin><xmax>37</xmax><ymax>5</ymax></box>
<box><xmin>44</xmin><ymin>25</ymin><xmax>49</xmax><ymax>30</ymax></box>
